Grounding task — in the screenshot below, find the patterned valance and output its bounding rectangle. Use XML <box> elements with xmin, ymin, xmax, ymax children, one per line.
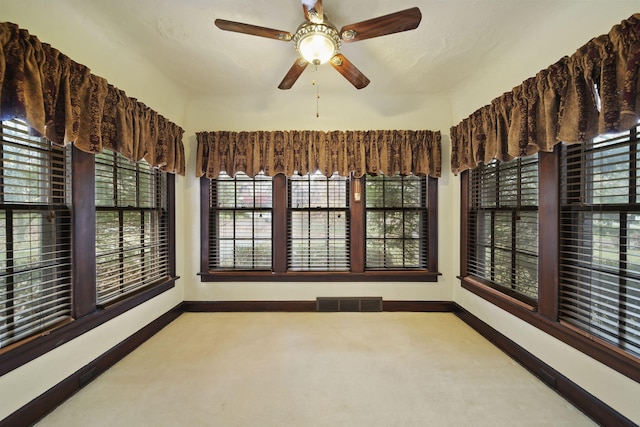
<box><xmin>196</xmin><ymin>129</ymin><xmax>442</xmax><ymax>179</ymax></box>
<box><xmin>450</xmin><ymin>14</ymin><xmax>640</xmax><ymax>175</ymax></box>
<box><xmin>0</xmin><ymin>22</ymin><xmax>185</xmax><ymax>175</ymax></box>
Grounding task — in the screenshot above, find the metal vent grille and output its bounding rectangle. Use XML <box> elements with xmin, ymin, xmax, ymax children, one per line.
<box><xmin>316</xmin><ymin>297</ymin><xmax>383</xmax><ymax>312</ymax></box>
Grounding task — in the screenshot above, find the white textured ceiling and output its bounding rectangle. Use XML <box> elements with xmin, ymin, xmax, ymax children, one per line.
<box><xmin>58</xmin><ymin>0</ymin><xmax>637</xmax><ymax>103</ymax></box>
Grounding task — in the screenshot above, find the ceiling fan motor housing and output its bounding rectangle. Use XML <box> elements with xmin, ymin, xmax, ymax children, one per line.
<box><xmin>293</xmin><ymin>21</ymin><xmax>341</xmax><ymax>65</ymax></box>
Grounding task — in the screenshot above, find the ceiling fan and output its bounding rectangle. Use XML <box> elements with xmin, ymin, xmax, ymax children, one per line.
<box><xmin>214</xmin><ymin>0</ymin><xmax>422</xmax><ymax>90</ymax></box>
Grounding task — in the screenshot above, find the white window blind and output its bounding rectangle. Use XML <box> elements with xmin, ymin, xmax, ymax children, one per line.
<box><xmin>560</xmin><ymin>128</ymin><xmax>640</xmax><ymax>357</ymax></box>
<box><xmin>0</xmin><ymin>119</ymin><xmax>72</xmax><ymax>348</ymax></box>
<box><xmin>95</xmin><ymin>150</ymin><xmax>169</xmax><ymax>305</ymax></box>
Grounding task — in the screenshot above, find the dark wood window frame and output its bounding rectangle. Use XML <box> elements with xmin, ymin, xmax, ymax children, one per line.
<box><xmin>466</xmin><ymin>155</ymin><xmax>539</xmax><ymax>306</ymax></box>
<box><xmin>200</xmin><ymin>174</ymin><xmax>439</xmax><ymax>282</ymax></box>
<box><xmin>95</xmin><ymin>151</ymin><xmax>171</xmax><ymax>306</ymax></box>
<box><xmin>460</xmin><ymin>146</ymin><xmax>640</xmax><ymax>382</ymax></box>
<box><xmin>0</xmin><ymin>143</ymin><xmax>177</xmax><ymax>377</ymax></box>
<box><xmin>287</xmin><ymin>173</ymin><xmax>350</xmax><ymax>272</ymax></box>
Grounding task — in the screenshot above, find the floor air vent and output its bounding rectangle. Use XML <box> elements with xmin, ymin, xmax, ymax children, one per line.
<box><xmin>316</xmin><ymin>297</ymin><xmax>383</xmax><ymax>312</ymax></box>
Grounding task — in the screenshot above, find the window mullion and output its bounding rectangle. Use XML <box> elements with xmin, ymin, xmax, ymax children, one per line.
<box><xmin>349</xmin><ymin>175</ymin><xmax>365</xmax><ymax>273</ymax></box>
<box><xmin>71</xmin><ymin>146</ymin><xmax>96</xmax><ymax>318</ymax></box>
<box><xmin>537</xmin><ymin>148</ymin><xmax>559</xmax><ymax>319</ymax></box>
<box><xmin>273</xmin><ymin>174</ymin><xmax>287</xmax><ymax>273</ymax></box>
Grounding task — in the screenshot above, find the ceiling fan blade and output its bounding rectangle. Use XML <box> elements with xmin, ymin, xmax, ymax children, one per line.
<box><xmin>339</xmin><ymin>7</ymin><xmax>422</xmax><ymax>43</ymax></box>
<box><xmin>214</xmin><ymin>19</ymin><xmax>292</xmax><ymax>41</ymax></box>
<box><xmin>278</xmin><ymin>58</ymin><xmax>309</xmax><ymax>90</ymax></box>
<box><xmin>329</xmin><ymin>54</ymin><xmax>370</xmax><ymax>89</ymax></box>
<box><xmin>302</xmin><ymin>0</ymin><xmax>323</xmax><ymax>23</ymax></box>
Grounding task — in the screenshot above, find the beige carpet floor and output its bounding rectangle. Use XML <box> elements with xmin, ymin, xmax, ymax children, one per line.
<box><xmin>36</xmin><ymin>312</ymin><xmax>595</xmax><ymax>426</ymax></box>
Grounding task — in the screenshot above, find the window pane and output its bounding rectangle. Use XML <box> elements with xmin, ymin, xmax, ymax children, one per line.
<box><xmin>590</xmin><ymin>133</ymin><xmax>631</xmax><ymax>204</ymax></box>
<box><xmin>366</xmin><ymin>211</ymin><xmax>385</xmax><ymax>239</ymax></box>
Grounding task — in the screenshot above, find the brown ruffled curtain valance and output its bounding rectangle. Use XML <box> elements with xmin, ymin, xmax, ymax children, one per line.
<box><xmin>196</xmin><ymin>129</ymin><xmax>442</xmax><ymax>179</ymax></box>
<box><xmin>0</xmin><ymin>22</ymin><xmax>185</xmax><ymax>175</ymax></box>
<box><xmin>450</xmin><ymin>14</ymin><xmax>640</xmax><ymax>175</ymax></box>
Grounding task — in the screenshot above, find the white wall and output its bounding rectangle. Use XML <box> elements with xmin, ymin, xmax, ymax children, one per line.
<box><xmin>0</xmin><ymin>1</ymin><xmax>188</xmax><ymax>420</ymax></box>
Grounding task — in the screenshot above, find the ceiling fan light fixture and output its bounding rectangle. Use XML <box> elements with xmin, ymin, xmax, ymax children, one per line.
<box><xmin>294</xmin><ymin>23</ymin><xmax>340</xmax><ymax>65</ymax></box>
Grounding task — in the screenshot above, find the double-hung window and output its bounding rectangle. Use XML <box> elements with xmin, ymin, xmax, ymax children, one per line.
<box><xmin>365</xmin><ymin>173</ymin><xmax>428</xmax><ymax>269</ymax></box>
<box><xmin>202</xmin><ymin>171</ymin><xmax>438</xmax><ymax>280</ymax></box>
<box><xmin>466</xmin><ymin>155</ymin><xmax>539</xmax><ymax>303</ymax></box>
<box><xmin>0</xmin><ymin>119</ymin><xmax>72</xmax><ymax>348</ymax></box>
<box><xmin>560</xmin><ymin>129</ymin><xmax>640</xmax><ymax>357</ymax></box>
<box><xmin>210</xmin><ymin>172</ymin><xmax>272</xmax><ymax>270</ymax></box>
<box><xmin>95</xmin><ymin>150</ymin><xmax>170</xmax><ymax>305</ymax></box>
<box><xmin>289</xmin><ymin>172</ymin><xmax>349</xmax><ymax>271</ymax></box>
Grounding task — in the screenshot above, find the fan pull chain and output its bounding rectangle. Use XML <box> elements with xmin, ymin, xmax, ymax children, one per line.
<box><xmin>312</xmin><ymin>64</ymin><xmax>320</xmax><ymax>118</ymax></box>
<box><xmin>312</xmin><ymin>79</ymin><xmax>320</xmax><ymax>118</ymax></box>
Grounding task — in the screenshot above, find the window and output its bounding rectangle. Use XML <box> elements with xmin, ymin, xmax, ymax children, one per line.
<box><xmin>210</xmin><ymin>172</ymin><xmax>272</xmax><ymax>270</ymax></box>
<box><xmin>201</xmin><ymin>172</ymin><xmax>438</xmax><ymax>281</ymax></box>
<box><xmin>0</xmin><ymin>119</ymin><xmax>72</xmax><ymax>348</ymax></box>
<box><xmin>289</xmin><ymin>172</ymin><xmax>349</xmax><ymax>271</ymax></box>
<box><xmin>95</xmin><ymin>151</ymin><xmax>170</xmax><ymax>305</ymax></box>
<box><xmin>466</xmin><ymin>155</ymin><xmax>539</xmax><ymax>303</ymax></box>
<box><xmin>365</xmin><ymin>173</ymin><xmax>428</xmax><ymax>269</ymax></box>
<box><xmin>0</xmin><ymin>118</ymin><xmax>176</xmax><ymax>374</ymax></box>
<box><xmin>560</xmin><ymin>129</ymin><xmax>640</xmax><ymax>357</ymax></box>
<box><xmin>461</xmin><ymin>131</ymin><xmax>640</xmax><ymax>380</ymax></box>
